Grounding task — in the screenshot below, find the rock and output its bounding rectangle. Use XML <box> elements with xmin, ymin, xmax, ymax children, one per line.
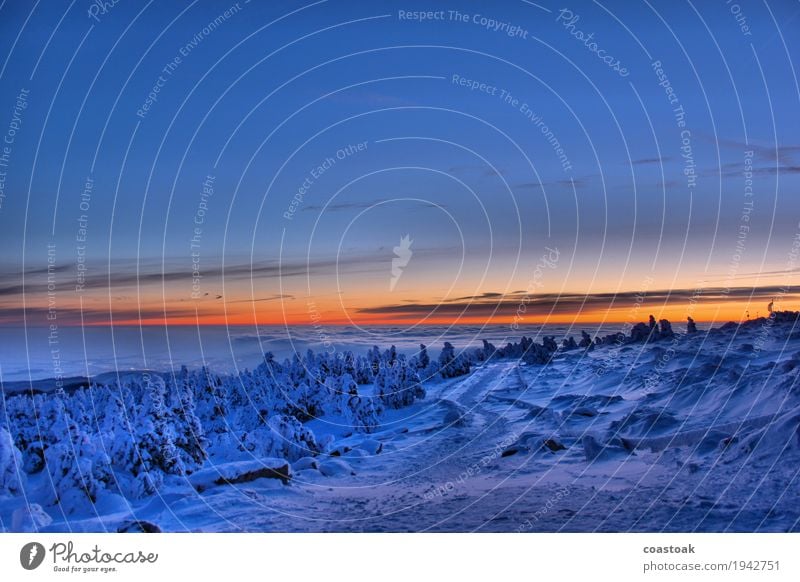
<box><xmin>292</xmin><ymin>457</ymin><xmax>319</xmax><ymax>471</ymax></box>
<box><xmin>190</xmin><ymin>458</ymin><xmax>291</xmax><ymax>492</ymax></box>
<box><xmin>356</xmin><ymin>439</ymin><xmax>383</xmax><ymax>455</ymax></box>
<box><xmin>582</xmin><ymin>435</ymin><xmax>632</xmax><ymax>462</ymax></box>
<box><xmin>543</xmin><ymin>438</ymin><xmax>566</xmax><ymax>452</ymax></box>
<box><xmin>502</xmin><ymin>433</ymin><xmax>567</xmax><ymax>457</ymax></box>
<box><xmin>117</xmin><ymin>520</ymin><xmax>162</xmax><ymax>533</ymax></box>
<box><xmin>327</xmin><ymin>445</ymin><xmax>351</xmax><ymax>457</ymax></box>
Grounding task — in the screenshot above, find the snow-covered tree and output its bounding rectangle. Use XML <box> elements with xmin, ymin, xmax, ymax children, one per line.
<box><xmin>376</xmin><ymin>354</ymin><xmax>426</xmax><ymax>408</ymax></box>
<box><xmin>438</xmin><ymin>342</ymin><xmax>471</xmax><ymax>379</ymax></box>
<box><xmin>353</xmin><ymin>354</ymin><xmax>373</xmax><ymax>384</ymax></box>
<box><xmin>132</xmin><ymin>376</ymin><xmax>184</xmax><ymax>484</ymax></box>
<box><xmin>659</xmin><ymin>319</ymin><xmax>674</xmax><ymax>338</ymax></box>
<box><xmin>0</xmin><ymin>426</ymin><xmax>24</xmax><ymax>495</ymax></box>
<box><xmin>347</xmin><ymin>393</ymin><xmax>382</xmax><ymax>433</ymax></box>
<box><xmin>334</xmin><ymin>373</ymin><xmax>382</xmax><ymax>433</ymax></box>
<box><xmin>44</xmin><ymin>408</ymin><xmax>110</xmax><ymax>510</ymax></box>
<box><xmin>194</xmin><ymin>367</ymin><xmax>230</xmax><ymax>435</ymax></box>
<box><xmin>267</xmin><ymin>414</ymin><xmax>320</xmax><ymax>461</ymax></box>
<box><xmin>418</xmin><ymin>344</ymin><xmax>431</xmax><ymax>369</ymax></box>
<box><xmin>169</xmin><ymin>366</ymin><xmax>207</xmax><ymax>473</ymax></box>
<box><xmin>99</xmin><ymin>389</ymin><xmax>138</xmax><ymax>497</ymax></box>
<box><xmin>287</xmin><ymin>380</ymin><xmax>326</xmax><ymax>421</ymax></box>
<box><xmin>562</xmin><ymin>336</ymin><xmax>578</xmax><ymax>350</ymax></box>
<box><xmin>579</xmin><ymin>331</ymin><xmax>593</xmax><ymax>349</ymax></box>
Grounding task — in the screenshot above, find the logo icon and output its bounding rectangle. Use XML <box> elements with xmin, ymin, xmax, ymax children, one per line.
<box><xmin>390</xmin><ymin>235</ymin><xmax>413</xmax><ymax>291</ymax></box>
<box><xmin>20</xmin><ymin>542</ymin><xmax>46</xmax><ymax>570</ymax></box>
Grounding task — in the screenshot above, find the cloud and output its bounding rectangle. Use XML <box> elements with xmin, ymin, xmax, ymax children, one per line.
<box><xmin>632</xmin><ymin>156</ymin><xmax>673</xmax><ymax>165</ymax></box>
<box><xmin>357</xmin><ymin>285</ymin><xmax>797</xmax><ymax>318</ymax></box>
<box><xmin>0</xmin><ymin>304</ymin><xmax>200</xmax><ymax>325</ymax></box>
<box><xmin>713</xmin><ymin>136</ymin><xmax>800</xmax><ymax>165</ymax></box>
<box><xmin>445</xmin><ymin>291</ymin><xmax>504</xmax><ymax>302</ymax></box>
<box><xmin>0</xmin><ymin>245</ymin><xmax>460</xmax><ymax>325</ymax></box>
<box><xmin>301</xmin><ymin>199</ymin><xmax>442</xmax><ymax>213</ymax></box>
<box><xmin>0</xmin><ymin>293</ymin><xmax>294</xmax><ymax>325</ymax></box>
<box><xmin>0</xmin><ymin>255</ymin><xmax>381</xmax><ymax>299</ymax></box>
<box><xmin>751</xmin><ymin>165</ymin><xmax>800</xmax><ymax>175</ymax></box>
<box><xmin>712</xmin><ymin>161</ymin><xmax>800</xmax><ymax>178</ymax></box>
<box><xmin>302</xmin><ymin>201</ymin><xmax>386</xmax><ymax>213</ymax></box>
<box><xmin>705</xmin><ymin>136</ymin><xmax>800</xmax><ymax>175</ymax></box>
<box><xmin>226</xmin><ymin>294</ymin><xmax>295</xmax><ymax>303</ymax></box>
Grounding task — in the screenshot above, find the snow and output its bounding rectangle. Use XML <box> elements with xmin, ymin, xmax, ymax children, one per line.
<box><xmin>1</xmin><ymin>315</ymin><xmax>799</xmax><ymax>532</ymax></box>
<box><xmin>318</xmin><ymin>459</ymin><xmax>356</xmax><ymax>478</ymax></box>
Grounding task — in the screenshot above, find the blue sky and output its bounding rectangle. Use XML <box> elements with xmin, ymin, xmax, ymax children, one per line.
<box><xmin>0</xmin><ymin>0</ymin><xmax>798</xmax><ymax>325</ymax></box>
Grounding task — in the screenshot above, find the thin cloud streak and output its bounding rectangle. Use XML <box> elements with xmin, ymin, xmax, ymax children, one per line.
<box><xmin>358</xmin><ymin>285</ymin><xmax>797</xmax><ymax>317</ymax></box>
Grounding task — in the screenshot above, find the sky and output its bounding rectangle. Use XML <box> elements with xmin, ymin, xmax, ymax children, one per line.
<box><xmin>0</xmin><ymin>0</ymin><xmax>799</xmax><ymax>330</ymax></box>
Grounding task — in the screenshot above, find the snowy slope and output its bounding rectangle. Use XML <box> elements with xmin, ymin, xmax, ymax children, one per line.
<box><xmin>2</xmin><ymin>317</ymin><xmax>799</xmax><ymax>532</ymax></box>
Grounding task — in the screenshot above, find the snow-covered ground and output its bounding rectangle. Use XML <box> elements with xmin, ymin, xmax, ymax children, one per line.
<box><xmin>2</xmin><ymin>317</ymin><xmax>799</xmax><ymax>532</ymax></box>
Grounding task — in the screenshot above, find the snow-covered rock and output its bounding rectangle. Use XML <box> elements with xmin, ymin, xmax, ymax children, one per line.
<box><xmin>11</xmin><ymin>504</ymin><xmax>52</xmax><ymax>532</ymax></box>
<box><xmin>501</xmin><ymin>433</ymin><xmax>566</xmax><ymax>457</ymax></box>
<box><xmin>581</xmin><ymin>435</ymin><xmax>632</xmax><ymax>462</ymax></box>
<box><xmin>355</xmin><ymin>439</ymin><xmax>383</xmax><ymax>455</ymax></box>
<box><xmin>189</xmin><ymin>458</ymin><xmax>291</xmax><ymax>492</ymax></box>
<box><xmin>292</xmin><ymin>456</ymin><xmax>320</xmax><ymax>471</ymax></box>
<box><xmin>117</xmin><ymin>520</ymin><xmax>162</xmax><ymax>533</ymax></box>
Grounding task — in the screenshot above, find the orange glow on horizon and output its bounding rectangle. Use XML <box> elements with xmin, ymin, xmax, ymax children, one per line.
<box><xmin>102</xmin><ymin>299</ymin><xmax>772</xmax><ymax>327</ymax></box>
